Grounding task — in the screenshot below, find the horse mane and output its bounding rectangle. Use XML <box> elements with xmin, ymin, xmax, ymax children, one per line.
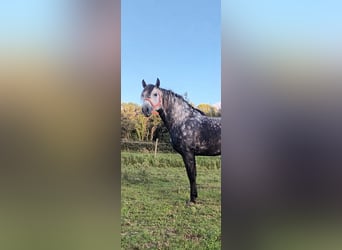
<box><xmin>160</xmin><ymin>88</ymin><xmax>206</xmax><ymax>116</ymax></box>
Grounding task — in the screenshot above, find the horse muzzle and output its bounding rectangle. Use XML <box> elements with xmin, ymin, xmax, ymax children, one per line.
<box><xmin>142</xmin><ymin>104</ymin><xmax>152</xmax><ymax>117</ymax></box>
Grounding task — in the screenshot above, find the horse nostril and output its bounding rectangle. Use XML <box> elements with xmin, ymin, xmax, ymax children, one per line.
<box><xmin>142</xmin><ymin>106</ymin><xmax>151</xmax><ymax>116</ymax></box>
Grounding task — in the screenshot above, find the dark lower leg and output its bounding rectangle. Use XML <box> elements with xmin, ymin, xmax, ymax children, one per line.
<box><xmin>182</xmin><ymin>152</ymin><xmax>197</xmax><ymax>202</ymax></box>
<box><xmin>190</xmin><ymin>181</ymin><xmax>197</xmax><ymax>202</ymax></box>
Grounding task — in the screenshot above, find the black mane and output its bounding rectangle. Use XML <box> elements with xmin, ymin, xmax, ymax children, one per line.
<box><xmin>160</xmin><ymin>88</ymin><xmax>206</xmax><ymax>116</ymax></box>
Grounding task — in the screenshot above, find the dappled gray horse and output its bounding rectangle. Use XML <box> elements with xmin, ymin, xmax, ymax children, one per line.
<box><xmin>141</xmin><ymin>78</ymin><xmax>221</xmax><ymax>203</ymax></box>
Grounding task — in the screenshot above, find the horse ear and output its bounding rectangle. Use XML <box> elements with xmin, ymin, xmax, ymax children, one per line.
<box><xmin>156</xmin><ymin>78</ymin><xmax>160</xmax><ymax>88</ymax></box>
<box><xmin>142</xmin><ymin>79</ymin><xmax>147</xmax><ymax>88</ymax></box>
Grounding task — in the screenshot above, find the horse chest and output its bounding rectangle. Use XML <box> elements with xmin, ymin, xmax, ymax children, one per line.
<box><xmin>169</xmin><ymin>124</ymin><xmax>198</xmax><ymax>150</ymax></box>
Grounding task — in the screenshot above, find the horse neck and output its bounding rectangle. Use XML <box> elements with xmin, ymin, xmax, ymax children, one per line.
<box><xmin>157</xmin><ymin>109</ymin><xmax>172</xmax><ymax>130</ymax></box>
<box><xmin>158</xmin><ymin>90</ymin><xmax>195</xmax><ymax>130</ymax></box>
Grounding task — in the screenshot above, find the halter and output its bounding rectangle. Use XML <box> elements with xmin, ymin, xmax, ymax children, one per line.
<box><xmin>144</xmin><ymin>93</ymin><xmax>162</xmax><ymax>113</ymax></box>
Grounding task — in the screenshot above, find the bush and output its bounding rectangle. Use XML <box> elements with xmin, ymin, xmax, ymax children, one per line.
<box><xmin>121</xmin><ymin>140</ymin><xmax>175</xmax><ymax>153</ymax></box>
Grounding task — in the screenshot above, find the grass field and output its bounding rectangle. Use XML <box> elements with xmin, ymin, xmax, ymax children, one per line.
<box><xmin>121</xmin><ymin>152</ymin><xmax>221</xmax><ymax>249</ymax></box>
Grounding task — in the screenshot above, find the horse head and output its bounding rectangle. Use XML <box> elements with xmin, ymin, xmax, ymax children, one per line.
<box><xmin>141</xmin><ymin>78</ymin><xmax>162</xmax><ymax>117</ymax></box>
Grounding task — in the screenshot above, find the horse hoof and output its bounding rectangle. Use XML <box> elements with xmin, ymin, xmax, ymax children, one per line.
<box><xmin>186</xmin><ymin>200</ymin><xmax>196</xmax><ymax>206</ymax></box>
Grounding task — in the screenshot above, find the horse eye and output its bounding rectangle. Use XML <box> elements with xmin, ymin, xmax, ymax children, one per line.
<box><xmin>153</xmin><ymin>93</ymin><xmax>158</xmax><ymax>97</ymax></box>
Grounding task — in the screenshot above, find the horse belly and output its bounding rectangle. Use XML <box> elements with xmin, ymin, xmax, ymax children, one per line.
<box><xmin>169</xmin><ymin>124</ymin><xmax>221</xmax><ymax>156</ymax></box>
<box><xmin>195</xmin><ymin>139</ymin><xmax>221</xmax><ymax>156</ymax></box>
<box><xmin>195</xmin><ymin>127</ymin><xmax>221</xmax><ymax>156</ymax></box>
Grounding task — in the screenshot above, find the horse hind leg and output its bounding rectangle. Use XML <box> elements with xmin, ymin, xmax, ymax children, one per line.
<box><xmin>181</xmin><ymin>152</ymin><xmax>197</xmax><ymax>203</ymax></box>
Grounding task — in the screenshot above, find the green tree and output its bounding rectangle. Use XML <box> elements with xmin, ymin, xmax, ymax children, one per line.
<box><xmin>121</xmin><ymin>103</ymin><xmax>139</xmax><ymax>140</ymax></box>
<box><xmin>197</xmin><ymin>103</ymin><xmax>221</xmax><ymax>117</ymax></box>
<box><xmin>121</xmin><ymin>102</ymin><xmax>167</xmax><ymax>141</ymax></box>
<box><xmin>147</xmin><ymin>113</ymin><xmax>162</xmax><ymax>141</ymax></box>
<box><xmin>135</xmin><ymin>113</ymin><xmax>148</xmax><ymax>141</ymax></box>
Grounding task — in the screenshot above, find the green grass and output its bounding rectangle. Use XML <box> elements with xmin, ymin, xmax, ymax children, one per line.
<box><xmin>121</xmin><ymin>152</ymin><xmax>221</xmax><ymax>250</ymax></box>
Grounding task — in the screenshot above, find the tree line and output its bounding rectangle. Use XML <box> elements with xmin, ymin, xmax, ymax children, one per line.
<box><xmin>121</xmin><ymin>102</ymin><xmax>221</xmax><ymax>143</ymax></box>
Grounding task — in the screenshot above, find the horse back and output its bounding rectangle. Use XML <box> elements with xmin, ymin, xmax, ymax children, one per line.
<box><xmin>169</xmin><ymin>116</ymin><xmax>221</xmax><ymax>156</ymax></box>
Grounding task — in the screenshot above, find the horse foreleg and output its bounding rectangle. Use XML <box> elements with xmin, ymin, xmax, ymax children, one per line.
<box><xmin>182</xmin><ymin>152</ymin><xmax>197</xmax><ymax>203</ymax></box>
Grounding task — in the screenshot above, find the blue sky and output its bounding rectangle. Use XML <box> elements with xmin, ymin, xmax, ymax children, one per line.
<box><xmin>2</xmin><ymin>1</ymin><xmax>340</xmax><ymax>94</ymax></box>
<box><xmin>222</xmin><ymin>1</ymin><xmax>342</xmax><ymax>57</ymax></box>
<box><xmin>121</xmin><ymin>0</ymin><xmax>221</xmax><ymax>106</ymax></box>
<box><xmin>0</xmin><ymin>0</ymin><xmax>64</xmax><ymax>48</ymax></box>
